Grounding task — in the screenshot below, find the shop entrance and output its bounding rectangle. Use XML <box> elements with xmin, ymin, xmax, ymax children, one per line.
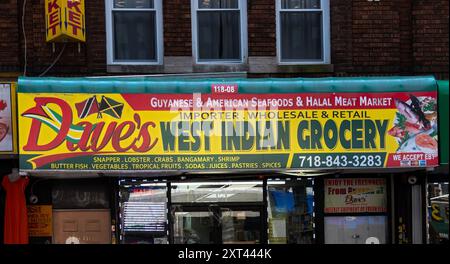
<box><xmin>53</xmin><ymin>209</ymin><xmax>111</xmax><ymax>244</ymax></box>
<box><xmin>118</xmin><ymin>179</ymin><xmax>265</xmax><ymax>244</ymax></box>
<box><xmin>172</xmin><ymin>204</ymin><xmax>263</xmax><ymax>244</ymax></box>
<box><xmin>170</xmin><ymin>180</ymin><xmax>265</xmax><ymax>244</ymax></box>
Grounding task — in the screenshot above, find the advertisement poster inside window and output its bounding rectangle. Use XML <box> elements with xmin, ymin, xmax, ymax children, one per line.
<box><xmin>0</xmin><ymin>82</ymin><xmax>16</xmax><ymax>154</ymax></box>
<box><xmin>27</xmin><ymin>205</ymin><xmax>53</xmax><ymax>237</ymax></box>
<box><xmin>325</xmin><ymin>178</ymin><xmax>387</xmax><ymax>213</ymax></box>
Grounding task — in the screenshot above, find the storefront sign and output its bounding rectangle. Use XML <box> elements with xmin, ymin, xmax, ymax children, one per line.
<box><xmin>324</xmin><ymin>178</ymin><xmax>387</xmax><ymax>213</ymax></box>
<box><xmin>17</xmin><ymin>87</ymin><xmax>439</xmax><ymax>171</ymax></box>
<box><xmin>27</xmin><ymin>205</ymin><xmax>53</xmax><ymax>237</ymax></box>
<box><xmin>430</xmin><ymin>200</ymin><xmax>449</xmax><ymax>240</ymax></box>
<box><xmin>45</xmin><ymin>0</ymin><xmax>86</xmax><ymax>42</ymax></box>
<box><xmin>0</xmin><ymin>82</ymin><xmax>17</xmax><ymax>154</ymax></box>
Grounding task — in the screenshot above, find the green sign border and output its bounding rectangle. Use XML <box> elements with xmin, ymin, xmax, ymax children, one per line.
<box><xmin>18</xmin><ymin>76</ymin><xmax>437</xmax><ymax>94</ymax></box>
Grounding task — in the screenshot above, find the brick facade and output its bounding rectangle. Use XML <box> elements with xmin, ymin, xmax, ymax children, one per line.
<box><xmin>0</xmin><ymin>0</ymin><xmax>20</xmax><ymax>74</ymax></box>
<box><xmin>350</xmin><ymin>0</ymin><xmax>402</xmax><ymax>73</ymax></box>
<box><xmin>412</xmin><ymin>0</ymin><xmax>449</xmax><ymax>80</ymax></box>
<box><xmin>330</xmin><ymin>0</ymin><xmax>448</xmax><ymax>78</ymax></box>
<box><xmin>163</xmin><ymin>0</ymin><xmax>192</xmax><ymax>56</ymax></box>
<box><xmin>248</xmin><ymin>0</ymin><xmax>276</xmax><ymax>57</ymax></box>
<box><xmin>0</xmin><ymin>0</ymin><xmax>448</xmax><ymax>78</ymax></box>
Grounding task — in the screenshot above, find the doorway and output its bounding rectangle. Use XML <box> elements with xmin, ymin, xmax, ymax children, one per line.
<box><xmin>170</xmin><ymin>180</ymin><xmax>264</xmax><ymax>244</ymax></box>
<box><xmin>172</xmin><ymin>204</ymin><xmax>263</xmax><ymax>244</ymax></box>
<box><xmin>118</xmin><ymin>179</ymin><xmax>267</xmax><ymax>244</ymax></box>
<box><xmin>53</xmin><ymin>209</ymin><xmax>111</xmax><ymax>244</ymax></box>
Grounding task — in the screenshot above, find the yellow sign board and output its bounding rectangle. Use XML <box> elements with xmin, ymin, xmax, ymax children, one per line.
<box><xmin>18</xmin><ymin>91</ymin><xmax>439</xmax><ymax>171</ymax></box>
<box><xmin>27</xmin><ymin>205</ymin><xmax>53</xmax><ymax>237</ymax></box>
<box><xmin>45</xmin><ymin>0</ymin><xmax>86</xmax><ymax>42</ymax></box>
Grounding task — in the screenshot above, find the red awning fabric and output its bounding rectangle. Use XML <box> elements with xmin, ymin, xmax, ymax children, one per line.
<box><xmin>2</xmin><ymin>176</ymin><xmax>29</xmax><ymax>244</ymax></box>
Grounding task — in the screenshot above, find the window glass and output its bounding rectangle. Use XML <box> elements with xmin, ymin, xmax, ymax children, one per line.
<box><xmin>195</xmin><ymin>0</ymin><xmax>243</xmax><ymax>62</ymax></box>
<box><xmin>197</xmin><ymin>11</ymin><xmax>241</xmax><ymax>60</ymax></box>
<box><xmin>267</xmin><ymin>178</ymin><xmax>314</xmax><ymax>244</ymax></box>
<box><xmin>119</xmin><ymin>182</ymin><xmax>168</xmax><ymax>244</ymax></box>
<box><xmin>172</xmin><ymin>206</ymin><xmax>262</xmax><ymax>244</ymax></box>
<box><xmin>282</xmin><ymin>0</ymin><xmax>320</xmax><ymax>9</ymax></box>
<box><xmin>173</xmin><ymin>211</ymin><xmax>213</xmax><ymax>244</ymax></box>
<box><xmin>222</xmin><ymin>209</ymin><xmax>261</xmax><ymax>244</ymax></box>
<box><xmin>278</xmin><ymin>0</ymin><xmax>328</xmax><ymax>63</ymax></box>
<box><xmin>199</xmin><ymin>0</ymin><xmax>238</xmax><ymax>9</ymax></box>
<box><xmin>171</xmin><ymin>181</ymin><xmax>263</xmax><ymax>203</ymax></box>
<box><xmin>113</xmin><ymin>11</ymin><xmax>156</xmax><ymax>61</ymax></box>
<box><xmin>114</xmin><ymin>0</ymin><xmax>154</xmax><ymax>8</ymax></box>
<box><xmin>324</xmin><ymin>216</ymin><xmax>387</xmax><ymax>244</ymax></box>
<box><xmin>280</xmin><ymin>11</ymin><xmax>322</xmax><ymax>61</ymax></box>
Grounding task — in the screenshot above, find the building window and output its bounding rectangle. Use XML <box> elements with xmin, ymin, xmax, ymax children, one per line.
<box><xmin>276</xmin><ymin>0</ymin><xmax>330</xmax><ymax>64</ymax></box>
<box><xmin>192</xmin><ymin>0</ymin><xmax>247</xmax><ymax>63</ymax></box>
<box><xmin>106</xmin><ymin>0</ymin><xmax>163</xmax><ymax>64</ymax></box>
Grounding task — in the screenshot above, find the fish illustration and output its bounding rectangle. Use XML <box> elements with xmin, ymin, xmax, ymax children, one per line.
<box><xmin>394</xmin><ymin>98</ymin><xmax>430</xmax><ymax>130</ymax></box>
<box><xmin>404</xmin><ymin>122</ymin><xmax>425</xmax><ymax>135</ymax></box>
<box><xmin>415</xmin><ymin>133</ymin><xmax>437</xmax><ymax>151</ymax></box>
<box><xmin>409</xmin><ymin>94</ymin><xmax>431</xmax><ymax>129</ymax></box>
<box><xmin>388</xmin><ymin>122</ymin><xmax>424</xmax><ymax>138</ymax></box>
<box><xmin>395</xmin><ymin>99</ymin><xmax>420</xmax><ymax>124</ymax></box>
<box><xmin>388</xmin><ymin>125</ymin><xmax>405</xmax><ymax>138</ymax></box>
<box><xmin>397</xmin><ymin>129</ymin><xmax>437</xmax><ymax>154</ymax></box>
<box><xmin>424</xmin><ymin>111</ymin><xmax>437</xmax><ymax>122</ymax></box>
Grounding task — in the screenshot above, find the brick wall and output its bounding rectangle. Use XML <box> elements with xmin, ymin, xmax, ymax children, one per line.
<box><xmin>0</xmin><ymin>0</ymin><xmax>447</xmax><ymax>78</ymax></box>
<box><xmin>0</xmin><ymin>0</ymin><xmax>20</xmax><ymax>73</ymax></box>
<box><xmin>331</xmin><ymin>0</ymin><xmax>448</xmax><ymax>79</ymax></box>
<box><xmin>412</xmin><ymin>0</ymin><xmax>449</xmax><ymax>80</ymax></box>
<box><xmin>398</xmin><ymin>0</ymin><xmax>413</xmax><ymax>75</ymax></box>
<box><xmin>331</xmin><ymin>0</ymin><xmax>403</xmax><ymax>75</ymax></box>
<box><xmin>14</xmin><ymin>0</ymin><xmax>106</xmax><ymax>76</ymax></box>
<box><xmin>84</xmin><ymin>0</ymin><xmax>107</xmax><ymax>74</ymax></box>
<box><xmin>163</xmin><ymin>0</ymin><xmax>192</xmax><ymax>56</ymax></box>
<box><xmin>248</xmin><ymin>0</ymin><xmax>276</xmax><ymax>57</ymax></box>
<box><xmin>330</xmin><ymin>0</ymin><xmax>353</xmax><ymax>75</ymax></box>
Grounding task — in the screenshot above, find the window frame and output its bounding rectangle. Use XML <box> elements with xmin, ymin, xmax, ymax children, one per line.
<box><xmin>191</xmin><ymin>0</ymin><xmax>248</xmax><ymax>64</ymax></box>
<box><xmin>276</xmin><ymin>0</ymin><xmax>330</xmax><ymax>65</ymax></box>
<box><xmin>105</xmin><ymin>0</ymin><xmax>164</xmax><ymax>65</ymax></box>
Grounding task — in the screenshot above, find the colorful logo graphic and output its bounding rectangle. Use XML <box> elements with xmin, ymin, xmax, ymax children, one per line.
<box><xmin>75</xmin><ymin>96</ymin><xmax>124</xmax><ymax>119</ymax></box>
<box><xmin>20</xmin><ymin>96</ymin><xmax>158</xmax><ymax>169</ymax></box>
<box><xmin>22</xmin><ymin>101</ymin><xmax>86</xmax><ymax>144</ymax></box>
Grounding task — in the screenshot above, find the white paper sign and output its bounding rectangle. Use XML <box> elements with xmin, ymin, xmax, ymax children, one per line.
<box><xmin>325</xmin><ymin>178</ymin><xmax>387</xmax><ymax>213</ymax></box>
<box><xmin>272</xmin><ymin>219</ymin><xmax>286</xmax><ymax>238</ymax></box>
